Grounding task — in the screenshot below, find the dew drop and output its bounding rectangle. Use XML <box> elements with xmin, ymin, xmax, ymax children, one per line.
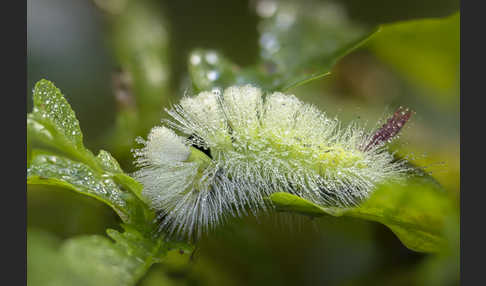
<box><xmin>211</xmin><ymin>88</ymin><xmax>221</xmax><ymax>96</ymax></box>
<box><xmin>256</xmin><ymin>0</ymin><xmax>277</xmax><ymax>18</ymax></box>
<box><xmin>207</xmin><ymin>70</ymin><xmax>219</xmax><ymax>81</ymax></box>
<box><xmin>276</xmin><ymin>10</ymin><xmax>296</xmax><ymax>29</ymax></box>
<box><xmin>190</xmin><ymin>54</ymin><xmax>201</xmax><ymax>65</ymax></box>
<box><xmin>205</xmin><ymin>52</ymin><xmax>219</xmax><ymax>64</ymax></box>
<box><xmin>260</xmin><ymin>33</ymin><xmax>280</xmax><ymax>54</ymax></box>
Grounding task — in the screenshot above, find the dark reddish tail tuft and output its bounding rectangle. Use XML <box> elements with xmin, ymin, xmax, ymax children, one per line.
<box><xmin>362</xmin><ymin>106</ymin><xmax>412</xmax><ymax>152</ymax></box>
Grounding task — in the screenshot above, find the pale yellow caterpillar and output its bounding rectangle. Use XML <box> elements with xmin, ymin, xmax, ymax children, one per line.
<box><xmin>133</xmin><ymin>85</ymin><xmax>412</xmax><ymax>240</ymax></box>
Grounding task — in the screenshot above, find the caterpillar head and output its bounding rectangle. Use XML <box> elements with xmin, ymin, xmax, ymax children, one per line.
<box><xmin>133</xmin><ymin>84</ymin><xmax>412</xmax><ymax>240</ymax></box>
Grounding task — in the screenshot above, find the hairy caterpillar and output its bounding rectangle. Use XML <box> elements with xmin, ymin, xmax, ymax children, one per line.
<box><xmin>133</xmin><ymin>85</ymin><xmax>412</xmax><ymax>240</ymax></box>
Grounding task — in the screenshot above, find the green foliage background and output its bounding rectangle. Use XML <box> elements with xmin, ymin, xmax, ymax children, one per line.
<box><xmin>27</xmin><ymin>0</ymin><xmax>460</xmax><ymax>285</ymax></box>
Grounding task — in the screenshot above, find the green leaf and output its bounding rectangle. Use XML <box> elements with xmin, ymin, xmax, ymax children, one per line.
<box><xmin>414</xmin><ymin>213</ymin><xmax>460</xmax><ymax>285</ymax></box>
<box><xmin>27</xmin><ymin>150</ymin><xmax>132</xmax><ymax>220</ymax></box>
<box><xmin>27</xmin><ymin>79</ymin><xmax>102</xmax><ymax>172</ymax></box>
<box><xmin>368</xmin><ymin>12</ymin><xmax>460</xmax><ymax>105</ymax></box>
<box><xmin>268</xmin><ymin>191</ymin><xmax>345</xmax><ymax>218</ymax></box>
<box><xmin>97</xmin><ymin>149</ymin><xmax>145</xmax><ymax>203</ymax></box>
<box><xmin>255</xmin><ymin>0</ymin><xmax>378</xmax><ymax>91</ymax></box>
<box><xmin>27</xmin><ymin>148</ymin><xmax>191</xmax><ymax>284</ymax></box>
<box><xmin>27</xmin><ymin>80</ymin><xmax>147</xmax><ymax>222</ymax></box>
<box><xmin>106</xmin><ymin>224</ymin><xmax>194</xmax><ymax>265</ymax></box>
<box><xmin>188</xmin><ymin>1</ymin><xmax>378</xmax><ymax>92</ymax></box>
<box><xmin>30</xmin><ymin>79</ymin><xmax>84</xmax><ymax>148</ymax></box>
<box><xmin>28</xmin><ymin>228</ymin><xmax>193</xmax><ymax>286</ymax></box>
<box><xmin>187</xmin><ymin>1</ymin><xmax>459</xmax><ymax>93</ymax></box>
<box><xmin>62</xmin><ymin>236</ymin><xmax>145</xmax><ymax>286</ymax></box>
<box><xmin>64</xmin><ymin>228</ymin><xmax>191</xmax><ymax>286</ymax></box>
<box><xmin>97</xmin><ymin>149</ymin><xmax>125</xmax><ymax>173</ymax></box>
<box><xmin>270</xmin><ymin>174</ymin><xmax>454</xmax><ymax>253</ymax></box>
<box><xmin>27</xmin><ymin>79</ymin><xmax>194</xmax><ymax>284</ymax></box>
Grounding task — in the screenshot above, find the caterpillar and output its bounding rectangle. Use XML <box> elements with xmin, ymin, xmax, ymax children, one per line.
<box><xmin>133</xmin><ymin>84</ymin><xmax>412</xmax><ymax>240</ymax></box>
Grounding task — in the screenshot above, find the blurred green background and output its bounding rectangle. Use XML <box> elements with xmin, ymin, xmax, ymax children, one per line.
<box><xmin>27</xmin><ymin>0</ymin><xmax>460</xmax><ymax>285</ymax></box>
